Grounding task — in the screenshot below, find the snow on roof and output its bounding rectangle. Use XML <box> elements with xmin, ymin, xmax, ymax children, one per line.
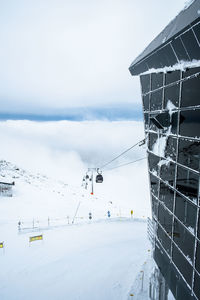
<box><xmin>140</xmin><ymin>59</ymin><xmax>200</xmax><ymax>75</ymax></box>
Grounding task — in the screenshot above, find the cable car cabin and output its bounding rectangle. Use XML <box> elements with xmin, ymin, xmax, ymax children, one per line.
<box><xmin>96</xmin><ymin>174</ymin><xmax>103</xmax><ymax>183</ymax></box>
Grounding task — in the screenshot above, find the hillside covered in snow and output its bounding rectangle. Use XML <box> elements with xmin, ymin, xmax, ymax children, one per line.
<box><xmin>0</xmin><ymin>160</ymin><xmax>152</xmax><ymax>300</ymax></box>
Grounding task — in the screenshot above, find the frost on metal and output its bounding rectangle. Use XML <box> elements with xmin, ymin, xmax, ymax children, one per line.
<box><xmin>158</xmin><ymin>158</ymin><xmax>171</xmax><ymax>168</ymax></box>
<box><xmin>152</xmin><ymin>135</ymin><xmax>167</xmax><ymax>158</ymax></box>
<box><xmin>166</xmin><ymin>101</ymin><xmax>176</xmax><ymax>116</ymax></box>
<box><xmin>141</xmin><ymin>59</ymin><xmax>200</xmax><ymax>75</ymax></box>
<box><xmin>188</xmin><ymin>226</ymin><xmax>195</xmax><ymax>235</ymax></box>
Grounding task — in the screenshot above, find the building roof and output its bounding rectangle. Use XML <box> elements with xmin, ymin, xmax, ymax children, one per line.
<box><xmin>129</xmin><ymin>0</ymin><xmax>200</xmax><ymax>75</ymax></box>
<box><xmin>0</xmin><ymin>181</ymin><xmax>15</xmax><ymax>186</ymax></box>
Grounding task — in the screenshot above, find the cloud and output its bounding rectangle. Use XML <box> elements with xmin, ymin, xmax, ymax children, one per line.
<box><xmin>0</xmin><ymin>0</ymin><xmax>186</xmax><ymax>114</ymax></box>
<box><xmin>0</xmin><ymin>120</ymin><xmax>150</xmax><ymax>217</ymax></box>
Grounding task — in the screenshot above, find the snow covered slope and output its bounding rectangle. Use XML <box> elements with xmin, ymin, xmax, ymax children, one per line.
<box><xmin>0</xmin><ymin>160</ymin><xmax>148</xmax><ymax>224</ymax></box>
<box><xmin>0</xmin><ymin>160</ymin><xmax>151</xmax><ymax>300</ymax></box>
<box><xmin>0</xmin><ymin>220</ymin><xmax>151</xmax><ymax>300</ymax></box>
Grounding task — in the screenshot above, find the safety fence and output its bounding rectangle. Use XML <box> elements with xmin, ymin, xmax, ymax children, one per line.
<box><xmin>18</xmin><ymin>212</ymin><xmax>147</xmax><ymax>234</ymax></box>
<box><xmin>0</xmin><ymin>215</ymin><xmax>148</xmax><ymax>254</ymax></box>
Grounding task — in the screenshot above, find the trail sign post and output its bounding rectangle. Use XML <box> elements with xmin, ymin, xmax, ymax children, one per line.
<box><xmin>29</xmin><ymin>234</ymin><xmax>43</xmax><ymax>243</ymax></box>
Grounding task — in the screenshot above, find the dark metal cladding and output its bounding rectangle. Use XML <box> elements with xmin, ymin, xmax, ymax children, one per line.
<box><xmin>129</xmin><ymin>1</ymin><xmax>200</xmax><ymax>299</ymax></box>
<box><xmin>129</xmin><ymin>0</ymin><xmax>200</xmax><ymax>75</ymax></box>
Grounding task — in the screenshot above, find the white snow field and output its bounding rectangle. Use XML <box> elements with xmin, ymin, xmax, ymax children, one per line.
<box><xmin>0</xmin><ymin>220</ymin><xmax>151</xmax><ymax>300</ymax></box>
<box><xmin>0</xmin><ymin>161</ymin><xmax>152</xmax><ymax>300</ymax></box>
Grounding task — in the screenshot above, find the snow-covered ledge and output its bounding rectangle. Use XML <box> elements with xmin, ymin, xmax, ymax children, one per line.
<box><xmin>141</xmin><ymin>59</ymin><xmax>200</xmax><ymax>75</ymax></box>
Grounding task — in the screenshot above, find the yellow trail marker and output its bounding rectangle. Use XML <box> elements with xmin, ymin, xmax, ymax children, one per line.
<box><xmin>29</xmin><ymin>234</ymin><xmax>43</xmax><ymax>243</ymax></box>
<box><xmin>0</xmin><ymin>242</ymin><xmax>4</xmax><ymax>248</ymax></box>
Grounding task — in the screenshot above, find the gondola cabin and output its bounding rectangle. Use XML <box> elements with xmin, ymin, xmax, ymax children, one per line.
<box><xmin>96</xmin><ymin>174</ymin><xmax>103</xmax><ymax>183</ymax></box>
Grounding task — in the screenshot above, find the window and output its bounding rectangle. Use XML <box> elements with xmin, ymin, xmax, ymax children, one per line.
<box><xmin>176</xmin><ymin>166</ymin><xmax>199</xmax><ymax>204</ymax></box>
<box><xmin>164</xmin><ymin>83</ymin><xmax>180</xmax><ymax>108</ymax></box>
<box><xmin>150</xmin><ymin>112</ymin><xmax>170</xmax><ymax>131</ymax></box>
<box><xmin>172</xmin><ymin>243</ymin><xmax>193</xmax><ymax>286</ymax></box>
<box><xmin>159</xmin><ymin>182</ymin><xmax>174</xmax><ymax>211</ymax></box>
<box><xmin>193</xmin><ymin>23</ymin><xmax>200</xmax><ymax>45</ymax></box>
<box><xmin>181</xmin><ymin>74</ymin><xmax>200</xmax><ymax>107</ymax></box>
<box><xmin>171</xmin><ymin>112</ymin><xmax>178</xmax><ymax>135</ymax></box>
<box><xmin>173</xmin><ymin>219</ymin><xmax>195</xmax><ymax>263</ymax></box>
<box><xmin>148</xmin><ymin>152</ymin><xmax>160</xmax><ymax>175</ymax></box>
<box><xmin>178</xmin><ymin>138</ymin><xmax>200</xmax><ymax>172</ymax></box>
<box><xmin>165</xmin><ymin>136</ymin><xmax>177</xmax><ymax>161</ymax></box>
<box><xmin>158</xmin><ymin>203</ymin><xmax>173</xmax><ymax>233</ymax></box>
<box><xmin>150</xmin><ymin>173</ymin><xmax>159</xmax><ymax>197</ymax></box>
<box><xmin>157</xmin><ymin>224</ymin><xmax>171</xmax><ymax>255</ymax></box>
<box><xmin>144</xmin><ymin>113</ymin><xmax>149</xmax><ymax>130</ymax></box>
<box><xmin>182</xmin><ymin>66</ymin><xmax>200</xmax><ymax>78</ymax></box>
<box><xmin>175</xmin><ymin>193</ymin><xmax>197</xmax><ymax>234</ymax></box>
<box><xmin>151</xmin><ymin>73</ymin><xmax>163</xmax><ymax>90</ymax></box>
<box><xmin>181</xmin><ymin>29</ymin><xmax>200</xmax><ymax>60</ymax></box>
<box><xmin>152</xmin><ymin>195</ymin><xmax>159</xmax><ymax>219</ymax></box>
<box><xmin>179</xmin><ymin>109</ymin><xmax>200</xmax><ymax>138</ymax></box>
<box><xmin>165</xmin><ymin>70</ymin><xmax>181</xmax><ymax>85</ymax></box>
<box><xmin>160</xmin><ymin>161</ymin><xmax>176</xmax><ymax>187</ymax></box>
<box><xmin>148</xmin><ymin>132</ymin><xmax>158</xmax><ymax>152</ymax></box>
<box><xmin>140</xmin><ymin>74</ymin><xmax>150</xmax><ymax>94</ymax></box>
<box><xmin>171</xmin><ymin>37</ymin><xmax>190</xmax><ymax>61</ymax></box>
<box><xmin>142</xmin><ymin>94</ymin><xmax>150</xmax><ymax>111</ymax></box>
<box><xmin>150</xmin><ymin>89</ymin><xmax>163</xmax><ymax>111</ymax></box>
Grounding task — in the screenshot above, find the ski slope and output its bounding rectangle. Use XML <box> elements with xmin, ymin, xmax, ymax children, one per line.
<box><xmin>0</xmin><ymin>161</ymin><xmax>151</xmax><ymax>300</ymax></box>
<box><xmin>0</xmin><ymin>220</ymin><xmax>151</xmax><ymax>300</ymax></box>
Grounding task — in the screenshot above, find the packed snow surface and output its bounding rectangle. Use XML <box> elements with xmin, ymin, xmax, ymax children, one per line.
<box><xmin>0</xmin><ymin>161</ymin><xmax>151</xmax><ymax>300</ymax></box>
<box><xmin>0</xmin><ymin>220</ymin><xmax>150</xmax><ymax>300</ymax></box>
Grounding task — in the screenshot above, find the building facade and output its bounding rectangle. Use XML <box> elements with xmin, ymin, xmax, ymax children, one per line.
<box><xmin>129</xmin><ymin>1</ymin><xmax>200</xmax><ymax>299</ymax></box>
<box><xmin>0</xmin><ymin>181</ymin><xmax>15</xmax><ymax>197</ymax></box>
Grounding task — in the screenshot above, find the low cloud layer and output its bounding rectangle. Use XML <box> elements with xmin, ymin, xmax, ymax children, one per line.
<box><xmin>0</xmin><ymin>120</ymin><xmax>150</xmax><ymax>217</ymax></box>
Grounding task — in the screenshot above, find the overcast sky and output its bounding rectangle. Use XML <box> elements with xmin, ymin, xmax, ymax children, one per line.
<box><xmin>0</xmin><ymin>0</ymin><xmax>187</xmax><ymax>115</ymax></box>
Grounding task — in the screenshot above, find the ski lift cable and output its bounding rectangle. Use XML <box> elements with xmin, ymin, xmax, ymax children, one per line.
<box><xmin>100</xmin><ymin>137</ymin><xmax>146</xmax><ymax>170</ymax></box>
<box><xmin>104</xmin><ymin>157</ymin><xmax>147</xmax><ymax>171</ymax></box>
